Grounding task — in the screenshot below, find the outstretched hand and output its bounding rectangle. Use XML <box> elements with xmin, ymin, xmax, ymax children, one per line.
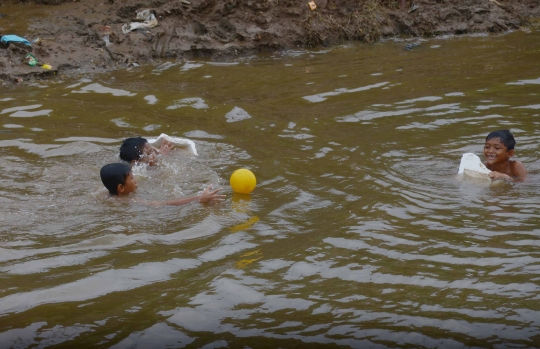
<box><xmin>198</xmin><ymin>185</ymin><xmax>226</xmax><ymax>203</ymax></box>
<box><xmin>160</xmin><ymin>139</ymin><xmax>174</xmax><ymax>155</ymax></box>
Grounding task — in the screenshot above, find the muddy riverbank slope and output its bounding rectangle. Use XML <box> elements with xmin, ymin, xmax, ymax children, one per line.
<box><xmin>1</xmin><ymin>0</ymin><xmax>539</xmax><ymax>83</ymax></box>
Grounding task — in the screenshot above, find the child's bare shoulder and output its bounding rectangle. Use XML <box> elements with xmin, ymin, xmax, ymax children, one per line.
<box><xmin>510</xmin><ymin>159</ymin><xmax>527</xmax><ymax>178</ymax></box>
<box><xmin>510</xmin><ymin>159</ymin><xmax>525</xmax><ymax>168</ymax></box>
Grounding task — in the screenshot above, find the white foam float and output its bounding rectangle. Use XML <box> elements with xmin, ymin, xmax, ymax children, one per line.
<box><xmin>457</xmin><ymin>153</ymin><xmax>491</xmax><ymax>180</ymax></box>
<box><xmin>147</xmin><ymin>133</ymin><xmax>198</xmax><ymax>156</ymax></box>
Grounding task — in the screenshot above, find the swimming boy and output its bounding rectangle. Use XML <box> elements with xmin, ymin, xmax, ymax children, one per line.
<box><xmin>100</xmin><ymin>163</ymin><xmax>225</xmax><ymax>205</ymax></box>
<box><xmin>119</xmin><ymin>137</ymin><xmax>174</xmax><ymax>166</ymax></box>
<box><xmin>484</xmin><ymin>130</ymin><xmax>527</xmax><ymax>182</ymax></box>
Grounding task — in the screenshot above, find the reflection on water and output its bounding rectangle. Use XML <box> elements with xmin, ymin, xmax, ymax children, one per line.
<box><xmin>1</xmin><ymin>29</ymin><xmax>540</xmax><ymax>348</ymax></box>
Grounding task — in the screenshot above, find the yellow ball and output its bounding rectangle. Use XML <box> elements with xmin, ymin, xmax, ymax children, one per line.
<box><xmin>230</xmin><ymin>169</ymin><xmax>256</xmax><ymax>194</ymax></box>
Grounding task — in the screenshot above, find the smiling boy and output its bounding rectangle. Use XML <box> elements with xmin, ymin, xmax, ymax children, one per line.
<box><xmin>100</xmin><ymin>163</ymin><xmax>225</xmax><ymax>205</ymax></box>
<box><xmin>484</xmin><ymin>130</ymin><xmax>527</xmax><ymax>182</ymax></box>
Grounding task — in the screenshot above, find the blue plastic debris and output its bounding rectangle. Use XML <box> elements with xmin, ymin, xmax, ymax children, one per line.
<box><xmin>1</xmin><ymin>34</ymin><xmax>32</xmax><ymax>46</ymax></box>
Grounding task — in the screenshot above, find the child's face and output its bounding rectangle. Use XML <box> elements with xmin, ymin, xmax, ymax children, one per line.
<box><xmin>118</xmin><ymin>171</ymin><xmax>137</xmax><ymax>195</ymax></box>
<box><xmin>484</xmin><ymin>138</ymin><xmax>514</xmax><ymax>165</ymax></box>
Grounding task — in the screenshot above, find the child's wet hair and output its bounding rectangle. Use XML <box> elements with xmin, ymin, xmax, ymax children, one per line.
<box><xmin>119</xmin><ymin>137</ymin><xmax>148</xmax><ymax>162</ymax></box>
<box><xmin>100</xmin><ymin>163</ymin><xmax>131</xmax><ymax>195</ymax></box>
<box><xmin>486</xmin><ymin>130</ymin><xmax>516</xmax><ymax>150</ymax></box>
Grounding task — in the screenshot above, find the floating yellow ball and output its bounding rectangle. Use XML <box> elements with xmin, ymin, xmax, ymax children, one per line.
<box><xmin>230</xmin><ymin>169</ymin><xmax>256</xmax><ymax>194</ymax></box>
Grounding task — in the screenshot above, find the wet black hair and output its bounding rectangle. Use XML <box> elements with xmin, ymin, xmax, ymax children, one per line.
<box><xmin>119</xmin><ymin>137</ymin><xmax>148</xmax><ymax>162</ymax></box>
<box><xmin>100</xmin><ymin>163</ymin><xmax>131</xmax><ymax>195</ymax></box>
<box><xmin>486</xmin><ymin>130</ymin><xmax>516</xmax><ymax>151</ymax></box>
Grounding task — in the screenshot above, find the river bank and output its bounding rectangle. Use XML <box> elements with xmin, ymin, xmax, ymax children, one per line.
<box><xmin>1</xmin><ymin>0</ymin><xmax>539</xmax><ymax>83</ymax></box>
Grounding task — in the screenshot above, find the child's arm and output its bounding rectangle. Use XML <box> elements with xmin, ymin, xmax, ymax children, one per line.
<box><xmin>489</xmin><ymin>161</ymin><xmax>527</xmax><ymax>182</ymax></box>
<box><xmin>158</xmin><ymin>139</ymin><xmax>174</xmax><ymax>156</ymax></box>
<box><xmin>147</xmin><ymin>140</ymin><xmax>174</xmax><ymax>157</ymax></box>
<box><xmin>138</xmin><ymin>185</ymin><xmax>225</xmax><ymax>206</ymax></box>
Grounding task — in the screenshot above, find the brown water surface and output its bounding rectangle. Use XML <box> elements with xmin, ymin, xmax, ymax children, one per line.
<box><xmin>1</xmin><ymin>30</ymin><xmax>540</xmax><ymax>348</ymax></box>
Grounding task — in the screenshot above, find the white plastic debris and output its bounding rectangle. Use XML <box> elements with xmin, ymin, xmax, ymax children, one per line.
<box><xmin>103</xmin><ymin>34</ymin><xmax>113</xmax><ymax>46</ymax></box>
<box><xmin>122</xmin><ymin>9</ymin><xmax>158</xmax><ymax>34</ymax></box>
<box><xmin>147</xmin><ymin>133</ymin><xmax>198</xmax><ymax>156</ymax></box>
<box><xmin>457</xmin><ymin>153</ymin><xmax>491</xmax><ymax>179</ymax></box>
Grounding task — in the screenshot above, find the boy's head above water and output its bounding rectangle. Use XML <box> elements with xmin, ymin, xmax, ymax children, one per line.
<box><xmin>485</xmin><ymin>129</ymin><xmax>515</xmax><ymax>151</ymax></box>
<box><xmin>483</xmin><ymin>129</ymin><xmax>527</xmax><ymax>181</ymax></box>
<box><xmin>484</xmin><ymin>129</ymin><xmax>516</xmax><ymax>164</ymax></box>
<box><xmin>100</xmin><ymin>163</ymin><xmax>137</xmax><ymax>196</ymax></box>
<box><xmin>119</xmin><ymin>137</ymin><xmax>158</xmax><ymax>165</ymax></box>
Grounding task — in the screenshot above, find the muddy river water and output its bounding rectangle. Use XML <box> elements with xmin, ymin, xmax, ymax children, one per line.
<box><xmin>1</xmin><ymin>29</ymin><xmax>540</xmax><ymax>348</ymax></box>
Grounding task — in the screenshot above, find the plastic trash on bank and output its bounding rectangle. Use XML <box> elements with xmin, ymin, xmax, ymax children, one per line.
<box><xmin>1</xmin><ymin>34</ymin><xmax>32</xmax><ymax>46</ymax></box>
<box><xmin>122</xmin><ymin>9</ymin><xmax>158</xmax><ymax>34</ymax></box>
<box><xmin>103</xmin><ymin>35</ymin><xmax>113</xmax><ymax>46</ymax></box>
<box><xmin>25</xmin><ymin>53</ymin><xmax>39</xmax><ymax>66</ymax></box>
